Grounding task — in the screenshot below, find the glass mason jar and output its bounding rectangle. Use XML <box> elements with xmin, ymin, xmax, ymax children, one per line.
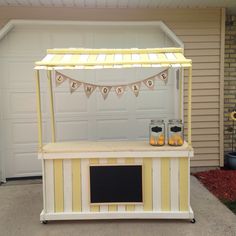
<box><xmin>168</xmin><ymin>119</ymin><xmax>184</xmax><ymax>146</ymax></box>
<box><xmin>149</xmin><ymin>120</ymin><xmax>165</xmax><ymax>146</ymax></box>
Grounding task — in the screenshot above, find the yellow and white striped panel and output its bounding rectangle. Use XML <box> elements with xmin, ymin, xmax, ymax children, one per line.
<box><xmin>35</xmin><ymin>48</ymin><xmax>192</xmax><ymax>69</ymax></box>
<box><xmin>44</xmin><ymin>160</ymin><xmax>54</xmax><ymax>213</ymax></box>
<box><xmin>81</xmin><ymin>159</ymin><xmax>89</xmax><ymax>212</ymax></box>
<box><xmin>54</xmin><ymin>159</ymin><xmax>64</xmax><ymax>212</ymax></box>
<box><xmin>179</xmin><ymin>157</ymin><xmax>189</xmax><ymax>211</ymax></box>
<box><xmin>72</xmin><ymin>159</ymin><xmax>81</xmax><ymax>212</ymax></box>
<box><xmin>161</xmin><ymin>158</ymin><xmax>170</xmax><ymax>211</ymax></box>
<box><xmin>63</xmin><ymin>159</ymin><xmax>72</xmax><ymax>212</ymax></box>
<box><xmin>143</xmin><ymin>158</ymin><xmax>152</xmax><ymax>211</ymax></box>
<box><xmin>43</xmin><ymin>156</ymin><xmax>190</xmax><ymax>214</ymax></box>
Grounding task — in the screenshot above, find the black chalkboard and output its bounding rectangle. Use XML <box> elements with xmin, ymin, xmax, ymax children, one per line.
<box><xmin>89</xmin><ymin>165</ymin><xmax>143</xmax><ymax>203</ymax></box>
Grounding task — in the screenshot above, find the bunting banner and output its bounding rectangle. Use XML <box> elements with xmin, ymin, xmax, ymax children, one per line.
<box><xmin>54</xmin><ymin>69</ymin><xmax>168</xmax><ymax>100</ymax></box>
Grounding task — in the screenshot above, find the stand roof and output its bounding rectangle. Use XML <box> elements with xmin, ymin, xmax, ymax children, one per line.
<box><xmin>35</xmin><ymin>47</ymin><xmax>191</xmax><ymax>70</ymax></box>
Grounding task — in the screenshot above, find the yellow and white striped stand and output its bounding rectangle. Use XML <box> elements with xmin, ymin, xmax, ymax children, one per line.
<box><xmin>39</xmin><ymin>141</ymin><xmax>194</xmax><ymax>221</ymax></box>
<box><xmin>35</xmin><ymin>47</ymin><xmax>194</xmax><ymax>223</ymax></box>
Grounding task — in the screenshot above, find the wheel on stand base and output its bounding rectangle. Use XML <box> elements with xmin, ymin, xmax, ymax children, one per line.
<box><xmin>41</xmin><ymin>220</ymin><xmax>48</xmax><ymax>224</ymax></box>
<box><xmin>190</xmin><ymin>218</ymin><xmax>196</xmax><ymax>223</ymax></box>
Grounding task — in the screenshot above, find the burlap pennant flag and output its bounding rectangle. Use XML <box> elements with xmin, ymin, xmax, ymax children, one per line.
<box><xmin>99</xmin><ymin>86</ymin><xmax>112</xmax><ymax>100</ymax></box>
<box><xmin>129</xmin><ymin>82</ymin><xmax>141</xmax><ymax>97</ymax></box>
<box><xmin>143</xmin><ymin>77</ymin><xmax>155</xmax><ymax>90</ymax></box>
<box><xmin>114</xmin><ymin>85</ymin><xmax>126</xmax><ymax>98</ymax></box>
<box><xmin>69</xmin><ymin>79</ymin><xmax>82</xmax><ymax>93</ymax></box>
<box><xmin>55</xmin><ymin>71</ymin><xmax>67</xmax><ymax>87</ymax></box>
<box><xmin>159</xmin><ymin>70</ymin><xmax>168</xmax><ymax>84</ymax></box>
<box><xmin>84</xmin><ymin>83</ymin><xmax>97</xmax><ymax>98</ymax></box>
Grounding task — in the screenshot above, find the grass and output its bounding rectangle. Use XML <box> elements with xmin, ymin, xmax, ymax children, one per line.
<box><xmin>223</xmin><ymin>200</ymin><xmax>236</xmax><ymax>214</ymax></box>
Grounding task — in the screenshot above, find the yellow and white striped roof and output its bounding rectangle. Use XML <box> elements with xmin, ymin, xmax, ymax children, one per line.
<box><xmin>35</xmin><ymin>48</ymin><xmax>192</xmax><ymax>70</ymax></box>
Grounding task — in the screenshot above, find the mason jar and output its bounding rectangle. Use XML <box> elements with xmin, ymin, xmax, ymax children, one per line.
<box><xmin>168</xmin><ymin>119</ymin><xmax>184</xmax><ymax>146</ymax></box>
<box><xmin>149</xmin><ymin>120</ymin><xmax>165</xmax><ymax>146</ymax></box>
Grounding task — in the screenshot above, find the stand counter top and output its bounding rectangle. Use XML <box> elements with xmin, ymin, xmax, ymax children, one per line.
<box><xmin>39</xmin><ymin>140</ymin><xmax>193</xmax><ymax>159</ymax></box>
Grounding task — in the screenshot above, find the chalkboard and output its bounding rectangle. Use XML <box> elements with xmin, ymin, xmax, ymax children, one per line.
<box><xmin>89</xmin><ymin>165</ymin><xmax>143</xmax><ymax>203</ymax></box>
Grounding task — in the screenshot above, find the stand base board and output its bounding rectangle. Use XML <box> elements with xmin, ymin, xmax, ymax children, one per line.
<box><xmin>40</xmin><ymin>207</ymin><xmax>194</xmax><ymax>221</ymax></box>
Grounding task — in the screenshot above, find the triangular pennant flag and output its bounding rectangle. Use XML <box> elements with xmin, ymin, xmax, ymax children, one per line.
<box><xmin>55</xmin><ymin>71</ymin><xmax>67</xmax><ymax>87</ymax></box>
<box><xmin>114</xmin><ymin>85</ymin><xmax>126</xmax><ymax>98</ymax></box>
<box><xmin>69</xmin><ymin>79</ymin><xmax>82</xmax><ymax>93</ymax></box>
<box><xmin>159</xmin><ymin>70</ymin><xmax>168</xmax><ymax>84</ymax></box>
<box><xmin>129</xmin><ymin>82</ymin><xmax>141</xmax><ymax>97</ymax></box>
<box><xmin>84</xmin><ymin>83</ymin><xmax>97</xmax><ymax>98</ymax></box>
<box><xmin>99</xmin><ymin>86</ymin><xmax>112</xmax><ymax>100</ymax></box>
<box><xmin>143</xmin><ymin>77</ymin><xmax>155</xmax><ymax>90</ymax></box>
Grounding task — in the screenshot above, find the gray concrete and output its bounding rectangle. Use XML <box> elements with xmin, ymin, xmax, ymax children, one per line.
<box><xmin>0</xmin><ymin>176</ymin><xmax>235</xmax><ymax>236</ymax></box>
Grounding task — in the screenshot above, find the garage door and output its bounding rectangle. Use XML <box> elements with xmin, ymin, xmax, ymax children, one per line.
<box><xmin>0</xmin><ymin>22</ymin><xmax>181</xmax><ymax>178</ymax></box>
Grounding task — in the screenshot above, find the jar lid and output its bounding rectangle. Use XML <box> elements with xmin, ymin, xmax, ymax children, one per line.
<box><xmin>168</xmin><ymin>119</ymin><xmax>182</xmax><ymax>123</ymax></box>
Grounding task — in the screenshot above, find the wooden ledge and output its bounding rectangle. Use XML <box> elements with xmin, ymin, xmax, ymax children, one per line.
<box><xmin>39</xmin><ymin>140</ymin><xmax>193</xmax><ymax>159</ymax></box>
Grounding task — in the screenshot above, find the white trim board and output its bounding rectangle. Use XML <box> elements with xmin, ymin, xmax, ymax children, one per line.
<box><xmin>40</xmin><ymin>207</ymin><xmax>194</xmax><ymax>221</ymax></box>
<box><xmin>0</xmin><ymin>20</ymin><xmax>184</xmax><ymax>48</ymax></box>
<box><xmin>39</xmin><ymin>151</ymin><xmax>194</xmax><ymax>159</ymax></box>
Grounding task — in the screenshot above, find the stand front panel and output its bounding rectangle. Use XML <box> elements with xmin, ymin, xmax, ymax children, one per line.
<box><xmin>41</xmin><ymin>156</ymin><xmax>191</xmax><ymax>220</ymax></box>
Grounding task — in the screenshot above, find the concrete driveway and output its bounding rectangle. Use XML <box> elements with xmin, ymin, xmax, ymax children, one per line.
<box><xmin>0</xmin><ymin>176</ymin><xmax>235</xmax><ymax>236</ymax></box>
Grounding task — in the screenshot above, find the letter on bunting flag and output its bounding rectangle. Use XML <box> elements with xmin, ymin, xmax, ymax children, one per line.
<box><xmin>84</xmin><ymin>83</ymin><xmax>97</xmax><ymax>98</ymax></box>
<box><xmin>55</xmin><ymin>71</ymin><xmax>67</xmax><ymax>87</ymax></box>
<box><xmin>99</xmin><ymin>86</ymin><xmax>112</xmax><ymax>100</ymax></box>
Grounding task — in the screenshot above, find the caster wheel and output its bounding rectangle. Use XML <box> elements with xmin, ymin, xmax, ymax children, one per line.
<box><xmin>41</xmin><ymin>220</ymin><xmax>48</xmax><ymax>224</ymax></box>
<box><xmin>190</xmin><ymin>218</ymin><xmax>196</xmax><ymax>224</ymax></box>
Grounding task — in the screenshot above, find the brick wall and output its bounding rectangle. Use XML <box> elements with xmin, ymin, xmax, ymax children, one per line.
<box><xmin>225</xmin><ymin>15</ymin><xmax>236</xmax><ymax>153</ymax></box>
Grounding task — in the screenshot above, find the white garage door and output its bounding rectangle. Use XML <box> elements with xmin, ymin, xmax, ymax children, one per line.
<box><xmin>0</xmin><ymin>22</ymin><xmax>181</xmax><ymax>179</ymax></box>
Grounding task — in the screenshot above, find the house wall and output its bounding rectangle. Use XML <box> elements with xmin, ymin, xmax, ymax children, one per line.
<box><xmin>0</xmin><ymin>41</ymin><xmax>3</xmax><ymax>181</ymax></box>
<box><xmin>224</xmin><ymin>15</ymin><xmax>236</xmax><ymax>154</ymax></box>
<box><xmin>0</xmin><ymin>6</ymin><xmax>224</xmax><ymax>167</ymax></box>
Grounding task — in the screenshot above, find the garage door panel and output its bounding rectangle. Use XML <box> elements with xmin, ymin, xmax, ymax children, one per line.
<box><xmin>92</xmin><ymin>29</ymin><xmax>134</xmax><ymax>48</ymax></box>
<box><xmin>54</xmin><ymin>91</ymin><xmax>89</xmax><ymax>113</ymax></box>
<box><xmin>135</xmin><ymin>29</ymin><xmax>167</xmax><ymax>47</ymax></box>
<box><xmin>96</xmin><ymin>92</ymin><xmax>129</xmax><ymax>112</ymax></box>
<box><xmin>136</xmin><ymin>90</ymin><xmax>166</xmax><ymax>110</ymax></box>
<box><xmin>8</xmin><ymin>28</ymin><xmax>46</xmax><ymax>54</ymax></box>
<box><xmin>0</xmin><ymin>60</ymin><xmax>10</xmax><ymax>89</ymax></box>
<box><xmin>10</xmin><ymin>92</ymin><xmax>37</xmax><ymax>113</ymax></box>
<box><xmin>7</xmin><ymin>91</ymin><xmax>46</xmax><ymax>117</ymax></box>
<box><xmin>51</xmin><ymin>30</ymin><xmax>91</xmax><ymax>48</ymax></box>
<box><xmin>8</xmin><ymin>60</ymin><xmax>35</xmax><ymax>85</ymax></box>
<box><xmin>94</xmin><ymin>69</ymin><xmax>135</xmax><ymax>85</ymax></box>
<box><xmin>96</xmin><ymin>119</ymin><xmax>129</xmax><ymax>140</ymax></box>
<box><xmin>12</xmin><ymin>122</ymin><xmax>40</xmax><ymax>144</ymax></box>
<box><xmin>13</xmin><ymin>153</ymin><xmax>41</xmax><ymax>177</ymax></box>
<box><xmin>56</xmin><ymin>120</ymin><xmax>89</xmax><ymax>142</ymax></box>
